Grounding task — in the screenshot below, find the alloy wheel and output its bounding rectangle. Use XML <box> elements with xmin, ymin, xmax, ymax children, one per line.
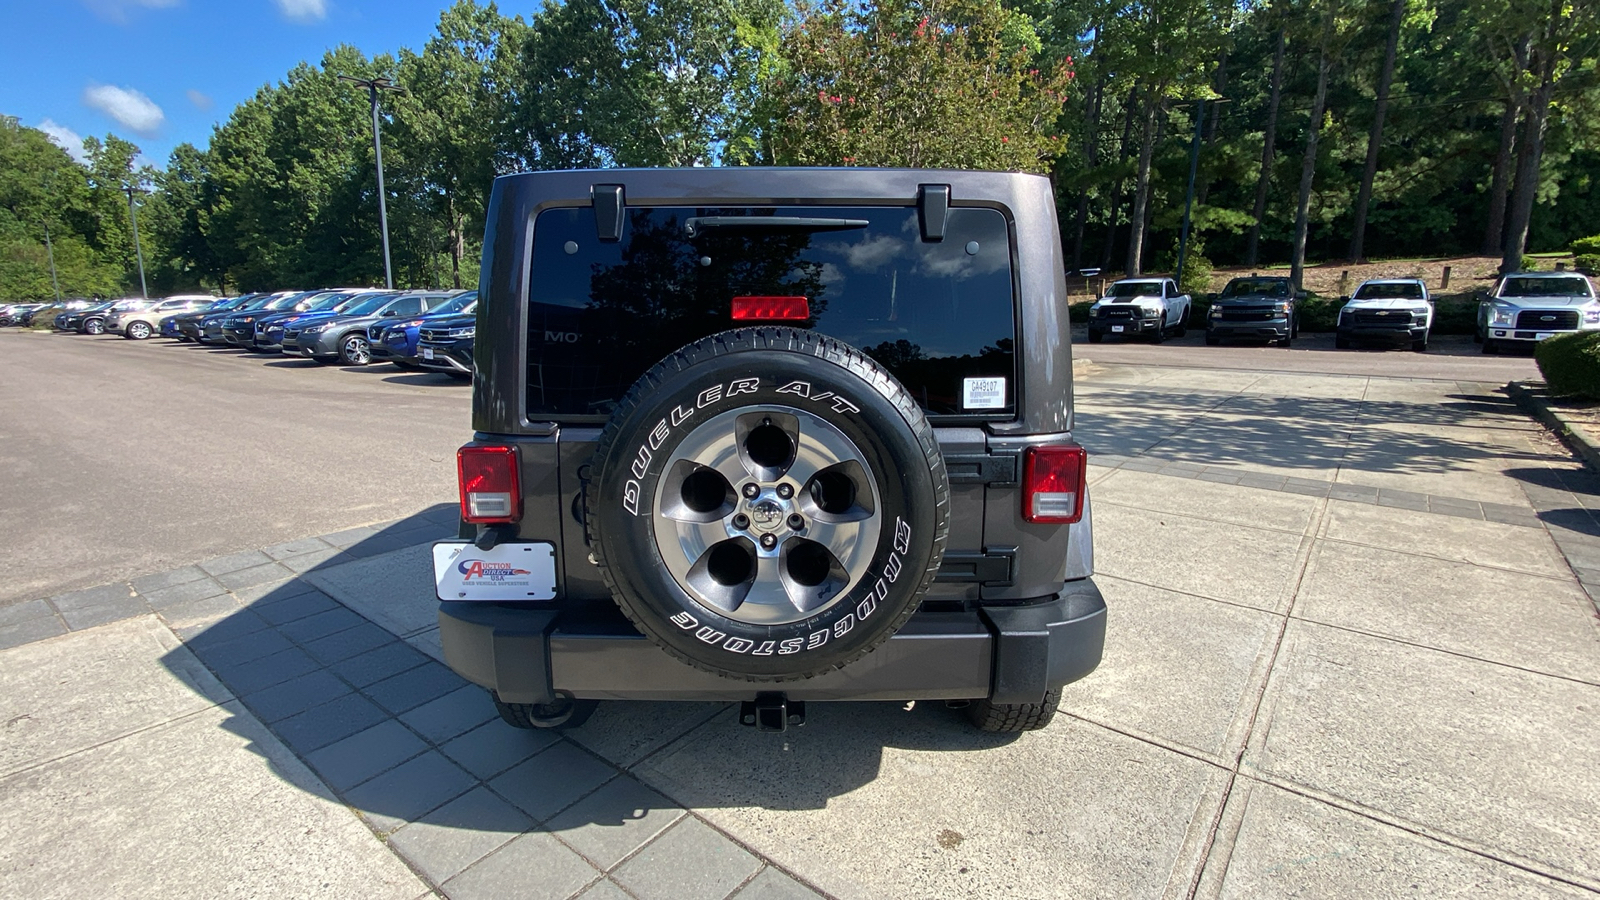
<box><xmin>652</xmin><ymin>406</ymin><xmax>882</xmax><ymax>626</ymax></box>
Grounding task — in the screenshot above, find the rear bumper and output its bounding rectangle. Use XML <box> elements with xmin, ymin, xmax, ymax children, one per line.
<box><xmin>439</xmin><ymin>578</ymin><xmax>1106</xmax><ymax>705</ymax></box>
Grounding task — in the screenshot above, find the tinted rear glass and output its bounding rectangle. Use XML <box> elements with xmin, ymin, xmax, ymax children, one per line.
<box><xmin>524</xmin><ymin>205</ymin><xmax>1016</xmax><ymax>420</ymax></box>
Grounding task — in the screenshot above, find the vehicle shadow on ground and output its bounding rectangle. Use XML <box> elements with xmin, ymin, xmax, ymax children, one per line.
<box><xmin>380</xmin><ymin>372</ymin><xmax>468</xmax><ymax>387</ymax></box>
<box><xmin>154</xmin><ymin>508</ymin><xmax>997</xmax><ymax>832</ymax></box>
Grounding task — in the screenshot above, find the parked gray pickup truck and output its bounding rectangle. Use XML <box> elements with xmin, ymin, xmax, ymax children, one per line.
<box><xmin>432</xmin><ymin>168</ymin><xmax>1104</xmax><ymax>734</ymax></box>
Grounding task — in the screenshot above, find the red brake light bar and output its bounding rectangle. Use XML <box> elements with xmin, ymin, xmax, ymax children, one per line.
<box><xmin>732</xmin><ymin>296</ymin><xmax>810</xmax><ymax>321</ymax></box>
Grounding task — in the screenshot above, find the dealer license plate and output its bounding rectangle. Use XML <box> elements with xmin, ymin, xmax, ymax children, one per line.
<box><xmin>1111</xmin><ymin>325</ymin><xmax>1124</xmax><ymax>333</ymax></box>
<box><xmin>420</xmin><ymin>347</ymin><xmax>435</xmax><ymax>359</ymax></box>
<box><xmin>432</xmin><ymin>541</ymin><xmax>557</xmax><ymax>601</ymax></box>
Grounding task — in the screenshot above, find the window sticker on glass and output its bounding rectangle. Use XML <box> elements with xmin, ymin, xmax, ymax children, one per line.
<box><xmin>963</xmin><ymin>376</ymin><xmax>1006</xmax><ymax>410</ymax></box>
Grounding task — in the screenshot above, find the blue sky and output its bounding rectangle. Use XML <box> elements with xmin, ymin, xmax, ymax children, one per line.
<box><xmin>1</xmin><ymin>0</ymin><xmax>519</xmax><ymax>168</ymax></box>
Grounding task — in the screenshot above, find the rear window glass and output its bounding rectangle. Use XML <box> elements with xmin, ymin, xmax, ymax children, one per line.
<box><xmin>524</xmin><ymin>205</ymin><xmax>1017</xmax><ymax>421</ymax></box>
<box><xmin>1354</xmin><ymin>282</ymin><xmax>1424</xmax><ymax>299</ymax></box>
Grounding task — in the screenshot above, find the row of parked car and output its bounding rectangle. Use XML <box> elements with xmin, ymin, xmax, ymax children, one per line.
<box><xmin>1082</xmin><ymin>270</ymin><xmax>1600</xmax><ymax>353</ymax></box>
<box><xmin>13</xmin><ymin>288</ymin><xmax>480</xmax><ymax>377</ymax></box>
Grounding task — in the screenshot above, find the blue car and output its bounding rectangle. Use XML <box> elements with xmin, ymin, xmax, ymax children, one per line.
<box><xmin>370</xmin><ymin>290</ymin><xmax>476</xmax><ymax>368</ymax></box>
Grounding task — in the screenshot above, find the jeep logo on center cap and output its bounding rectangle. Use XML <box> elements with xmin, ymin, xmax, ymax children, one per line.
<box><xmin>751</xmin><ymin>500</ymin><xmax>784</xmax><ymax>530</ymax></box>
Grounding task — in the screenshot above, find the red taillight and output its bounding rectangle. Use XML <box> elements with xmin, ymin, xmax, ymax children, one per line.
<box><xmin>732</xmin><ymin>296</ymin><xmax>810</xmax><ymax>321</ymax></box>
<box><xmin>457</xmin><ymin>444</ymin><xmax>521</xmax><ymax>523</ymax></box>
<box><xmin>1022</xmin><ymin>444</ymin><xmax>1087</xmax><ymax>524</ymax></box>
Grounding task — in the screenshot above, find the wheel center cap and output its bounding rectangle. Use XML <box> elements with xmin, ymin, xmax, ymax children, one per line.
<box><xmin>744</xmin><ymin>490</ymin><xmax>792</xmax><ymax>534</ymax></box>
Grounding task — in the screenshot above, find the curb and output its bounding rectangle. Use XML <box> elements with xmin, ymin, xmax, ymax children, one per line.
<box><xmin>1506</xmin><ymin>380</ymin><xmax>1600</xmax><ymax>473</ymax></box>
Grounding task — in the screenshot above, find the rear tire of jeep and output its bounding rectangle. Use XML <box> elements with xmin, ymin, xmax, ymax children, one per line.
<box><xmin>492</xmin><ymin>691</ymin><xmax>598</xmax><ymax>730</ymax></box>
<box><xmin>965</xmin><ymin>688</ymin><xmax>1061</xmax><ymax>733</ymax></box>
<box><xmin>588</xmin><ymin>327</ymin><xmax>950</xmax><ymax>681</ymax></box>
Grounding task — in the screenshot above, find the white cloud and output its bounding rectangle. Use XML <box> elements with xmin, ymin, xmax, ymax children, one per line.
<box><xmin>37</xmin><ymin>119</ymin><xmax>89</xmax><ymax>164</ymax></box>
<box><xmin>275</xmin><ymin>0</ymin><xmax>327</xmax><ymax>22</ymax></box>
<box><xmin>186</xmin><ymin>89</ymin><xmax>213</xmax><ymax>110</ymax></box>
<box><xmin>82</xmin><ymin>0</ymin><xmax>180</xmax><ymax>24</ymax></box>
<box><xmin>83</xmin><ymin>83</ymin><xmax>165</xmax><ymax>137</ymax></box>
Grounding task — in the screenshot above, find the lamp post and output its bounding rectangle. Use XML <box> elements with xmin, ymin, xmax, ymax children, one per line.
<box><xmin>42</xmin><ymin>219</ymin><xmax>62</xmax><ymax>303</ymax></box>
<box><xmin>124</xmin><ymin>184</ymin><xmax>150</xmax><ymax>300</ymax></box>
<box><xmin>338</xmin><ymin>74</ymin><xmax>406</xmax><ymax>290</ymax></box>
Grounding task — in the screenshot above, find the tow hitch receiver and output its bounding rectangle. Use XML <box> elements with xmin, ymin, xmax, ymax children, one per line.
<box><xmin>741</xmin><ymin>693</ymin><xmax>805</xmax><ymax>732</ymax></box>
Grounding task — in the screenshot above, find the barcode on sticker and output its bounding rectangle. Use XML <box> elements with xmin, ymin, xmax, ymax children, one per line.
<box><xmin>963</xmin><ymin>377</ymin><xmax>1006</xmax><ymax>410</ymax></box>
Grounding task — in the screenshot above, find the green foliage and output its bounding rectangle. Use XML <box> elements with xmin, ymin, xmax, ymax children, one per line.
<box><xmin>1521</xmin><ymin>255</ymin><xmax>1541</xmax><ymax>271</ymax></box>
<box><xmin>1429</xmin><ymin>294</ymin><xmax>1481</xmax><ymax>335</ymax></box>
<box><xmin>1571</xmin><ymin>235</ymin><xmax>1600</xmax><ymax>256</ymax></box>
<box><xmin>0</xmin><ymin>117</ymin><xmax>127</xmax><ymax>299</ymax></box>
<box><xmin>1575</xmin><ymin>254</ymin><xmax>1600</xmax><ymax>275</ymax></box>
<box><xmin>767</xmin><ymin>0</ymin><xmax>1074</xmax><ymax>171</ymax></box>
<box><xmin>1535</xmin><ymin>331</ymin><xmax>1600</xmax><ymax>399</ymax></box>
<box><xmin>1068</xmin><ymin>299</ymin><xmax>1094</xmax><ymax>322</ymax></box>
<box><xmin>1296</xmin><ymin>294</ymin><xmax>1341</xmax><ymax>333</ymax></box>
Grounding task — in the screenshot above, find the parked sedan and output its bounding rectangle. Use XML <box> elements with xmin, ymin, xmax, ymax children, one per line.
<box><xmin>414</xmin><ymin>312</ymin><xmax>476</xmax><ymax>380</ymax></box>
<box><xmin>1336</xmin><ymin>279</ymin><xmax>1432</xmax><ymax>351</ymax></box>
<box><xmin>281</xmin><ymin>291</ymin><xmax>453</xmax><ymax>365</ymax></box>
<box><xmin>370</xmin><ymin>290</ymin><xmax>476</xmax><ymax>367</ymax></box>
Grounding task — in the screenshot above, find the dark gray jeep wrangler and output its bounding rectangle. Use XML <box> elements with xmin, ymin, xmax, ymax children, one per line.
<box><xmin>432</xmin><ymin>168</ymin><xmax>1104</xmax><ymax>733</ymax></box>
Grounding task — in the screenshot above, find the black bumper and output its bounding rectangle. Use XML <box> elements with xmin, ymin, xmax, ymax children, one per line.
<box><xmin>439</xmin><ymin>579</ymin><xmax>1106</xmax><ymax>705</ymax></box>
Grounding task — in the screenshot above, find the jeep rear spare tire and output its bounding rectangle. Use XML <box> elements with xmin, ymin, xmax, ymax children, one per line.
<box><xmin>588</xmin><ymin>327</ymin><xmax>950</xmax><ymax>681</ymax></box>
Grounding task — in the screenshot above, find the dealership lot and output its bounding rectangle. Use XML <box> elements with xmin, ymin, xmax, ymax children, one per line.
<box><xmin>2</xmin><ymin>332</ymin><xmax>1597</xmax><ymax>899</ymax></box>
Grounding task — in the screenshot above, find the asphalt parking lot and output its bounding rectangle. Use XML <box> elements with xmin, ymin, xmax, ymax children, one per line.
<box><xmin>0</xmin><ymin>330</ymin><xmax>469</xmax><ymax>606</ymax></box>
<box><xmin>2</xmin><ymin>332</ymin><xmax>1597</xmax><ymax>899</ymax></box>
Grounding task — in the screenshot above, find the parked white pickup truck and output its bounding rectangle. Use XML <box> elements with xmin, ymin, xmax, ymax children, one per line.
<box><xmin>1086</xmin><ymin>277</ymin><xmax>1191</xmax><ymax>344</ymax></box>
<box><xmin>1479</xmin><ymin>271</ymin><xmax>1600</xmax><ymax>354</ymax></box>
<box><xmin>1336</xmin><ymin>278</ymin><xmax>1432</xmax><ymax>352</ymax></box>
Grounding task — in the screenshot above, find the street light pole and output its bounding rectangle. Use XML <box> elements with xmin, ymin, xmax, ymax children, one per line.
<box><xmin>339</xmin><ymin>75</ymin><xmax>406</xmax><ymax>290</ymax></box>
<box><xmin>124</xmin><ymin>184</ymin><xmax>149</xmax><ymax>300</ymax></box>
<box><xmin>42</xmin><ymin>219</ymin><xmax>62</xmax><ymax>303</ymax></box>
